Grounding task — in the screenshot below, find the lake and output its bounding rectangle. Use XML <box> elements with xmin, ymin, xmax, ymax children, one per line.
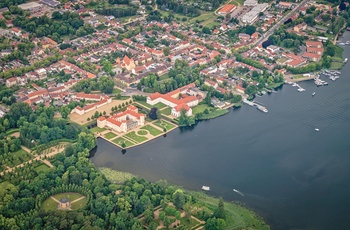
<box><xmin>91</xmin><ymin>36</ymin><xmax>350</xmax><ymax>229</ymax></box>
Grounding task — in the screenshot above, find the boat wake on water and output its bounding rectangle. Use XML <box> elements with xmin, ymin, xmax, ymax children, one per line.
<box><xmin>233</xmin><ymin>189</ymin><xmax>244</xmax><ymax>196</ymax></box>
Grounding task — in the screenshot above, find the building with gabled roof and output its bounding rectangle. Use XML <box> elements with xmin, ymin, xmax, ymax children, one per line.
<box><xmin>97</xmin><ymin>105</ymin><xmax>145</xmax><ymax>133</ymax></box>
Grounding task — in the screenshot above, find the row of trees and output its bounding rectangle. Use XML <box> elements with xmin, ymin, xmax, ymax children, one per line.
<box><xmin>95</xmin><ymin>6</ymin><xmax>137</xmax><ymax>18</ymax></box>
<box><xmin>72</xmin><ymin>77</ymin><xmax>115</xmax><ymax>94</ymax></box>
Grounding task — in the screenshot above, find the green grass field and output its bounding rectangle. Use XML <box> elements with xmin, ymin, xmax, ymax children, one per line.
<box><xmin>112</xmin><ymin>88</ymin><xmax>122</xmax><ymax>94</ymax></box>
<box><xmin>52</xmin><ymin>192</ymin><xmax>84</xmax><ymax>202</ymax></box>
<box><xmin>104</xmin><ymin>132</ymin><xmax>117</xmax><ymax>140</ymax></box>
<box><xmin>137</xmin><ymin>101</ymin><xmax>153</xmax><ymax>109</ymax></box>
<box><xmin>140</xmin><ymin>125</ymin><xmax>163</xmax><ymax>136</ymax></box>
<box><xmin>100</xmin><ymin>167</ymin><xmax>136</xmax><ymax>184</ymax></box>
<box><xmin>112</xmin><ymin>137</ymin><xmax>135</xmax><ymax>147</ymax></box>
<box><xmin>192</xmin><ymin>104</ymin><xmax>210</xmax><ymax>115</ymax></box>
<box><xmin>34</xmin><ymin>164</ymin><xmax>52</xmax><ymax>174</ymax></box>
<box><xmin>137</xmin><ymin>130</ymin><xmax>148</xmax><ymax>135</ymax></box>
<box><xmin>90</xmin><ymin>127</ymin><xmax>107</xmax><ymax>133</ymax></box>
<box><xmin>124</xmin><ymin>131</ymin><xmax>148</xmax><ymax>143</ymax></box>
<box><xmin>161</xmin><ymin>107</ymin><xmax>172</xmax><ymax>116</ymax></box>
<box><xmin>42</xmin><ymin>197</ymin><xmax>59</xmax><ymax>212</ymax></box>
<box><xmin>70</xmin><ymin>197</ymin><xmax>87</xmax><ymax>210</ymax></box>
<box><xmin>153</xmin><ymin>119</ymin><xmax>176</xmax><ymax>131</ymax></box>
<box><xmin>198</xmin><ymin>109</ymin><xmax>228</xmax><ymax>120</ymax></box>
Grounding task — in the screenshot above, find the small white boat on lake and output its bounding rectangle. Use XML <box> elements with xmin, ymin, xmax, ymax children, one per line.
<box><xmin>202</xmin><ymin>186</ymin><xmax>210</xmax><ymax>191</ymax></box>
<box><xmin>315</xmin><ymin>128</ymin><xmax>320</xmax><ymax>132</ymax></box>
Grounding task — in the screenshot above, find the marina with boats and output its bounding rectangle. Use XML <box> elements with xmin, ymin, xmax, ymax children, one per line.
<box><xmin>243</xmin><ymin>99</ymin><xmax>269</xmax><ymax>113</ymax></box>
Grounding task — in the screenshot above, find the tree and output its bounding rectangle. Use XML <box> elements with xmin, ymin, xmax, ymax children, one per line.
<box><xmin>148</xmin><ymin>107</ymin><xmax>158</xmax><ymax>120</ymax></box>
<box><xmin>205</xmin><ymin>217</ymin><xmax>226</xmax><ymax>230</ymax></box>
<box><xmin>213</xmin><ymin>198</ymin><xmax>226</xmax><ymax>220</ymax></box>
<box><xmin>244</xmin><ymin>25</ymin><xmax>256</xmax><ymax>35</ymax></box>
<box><xmin>202</xmin><ymin>26</ymin><xmax>211</xmax><ymax>34</ymax></box>
<box><xmin>99</xmin><ymin>76</ymin><xmax>115</xmax><ymax>94</ymax></box>
<box><xmin>143</xmin><ymin>208</ymin><xmax>154</xmax><ymax>224</ymax></box>
<box><xmin>163</xmin><ymin>47</ymin><xmax>170</xmax><ymax>56</ymax></box>
<box><xmin>172</xmin><ymin>189</ymin><xmax>185</xmax><ymax>209</ymax></box>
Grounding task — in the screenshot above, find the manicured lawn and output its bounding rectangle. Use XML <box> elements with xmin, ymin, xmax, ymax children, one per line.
<box><xmin>161</xmin><ymin>107</ymin><xmax>172</xmax><ymax>116</ymax></box>
<box><xmin>70</xmin><ymin>197</ymin><xmax>87</xmax><ymax>210</ymax></box>
<box><xmin>153</xmin><ymin>102</ymin><xmax>167</xmax><ymax>109</ymax></box>
<box><xmin>192</xmin><ymin>104</ymin><xmax>210</xmax><ymax>115</ymax></box>
<box><xmin>153</xmin><ymin>119</ymin><xmax>176</xmax><ymax>131</ymax></box>
<box><xmin>90</xmin><ymin>127</ymin><xmax>107</xmax><ymax>133</ymax></box>
<box><xmin>112</xmin><ymin>88</ymin><xmax>122</xmax><ymax>94</ymax></box>
<box><xmin>137</xmin><ymin>130</ymin><xmax>148</xmax><ymax>135</ymax></box>
<box><xmin>104</xmin><ymin>132</ymin><xmax>117</xmax><ymax>140</ymax></box>
<box><xmin>100</xmin><ymin>167</ymin><xmax>136</xmax><ymax>184</ymax></box>
<box><xmin>113</xmin><ymin>137</ymin><xmax>135</xmax><ymax>147</ymax></box>
<box><xmin>52</xmin><ymin>193</ymin><xmax>84</xmax><ymax>203</ymax></box>
<box><xmin>159</xmin><ymin>73</ymin><xmax>170</xmax><ymax>81</ymax></box>
<box><xmin>140</xmin><ymin>125</ymin><xmax>163</xmax><ymax>136</ymax></box>
<box><xmin>198</xmin><ymin>109</ymin><xmax>228</xmax><ymax>120</ymax></box>
<box><xmin>34</xmin><ymin>164</ymin><xmax>52</xmax><ymax>174</ymax></box>
<box><xmin>137</xmin><ymin>101</ymin><xmax>153</xmax><ymax>109</ymax></box>
<box><xmin>41</xmin><ymin>197</ymin><xmax>59</xmax><ymax>212</ymax></box>
<box><xmin>124</xmin><ymin>131</ymin><xmax>148</xmax><ymax>143</ymax></box>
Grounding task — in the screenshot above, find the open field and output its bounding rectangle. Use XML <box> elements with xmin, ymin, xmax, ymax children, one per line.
<box><xmin>124</xmin><ymin>131</ymin><xmax>148</xmax><ymax>143</ymax></box>
<box><xmin>90</xmin><ymin>127</ymin><xmax>107</xmax><ymax>133</ymax></box>
<box><xmin>34</xmin><ymin>164</ymin><xmax>51</xmax><ymax>174</ymax></box>
<box><xmin>41</xmin><ymin>197</ymin><xmax>58</xmax><ymax>212</ymax></box>
<box><xmin>112</xmin><ymin>137</ymin><xmax>135</xmax><ymax>147</ymax></box>
<box><xmin>52</xmin><ymin>192</ymin><xmax>84</xmax><ymax>202</ymax></box>
<box><xmin>104</xmin><ymin>132</ymin><xmax>117</xmax><ymax>140</ymax></box>
<box><xmin>140</xmin><ymin>125</ymin><xmax>163</xmax><ymax>136</ymax></box>
<box><xmin>160</xmin><ymin>107</ymin><xmax>172</xmax><ymax>116</ymax></box>
<box><xmin>70</xmin><ymin>198</ymin><xmax>87</xmax><ymax>210</ymax></box>
<box><xmin>99</xmin><ymin>167</ymin><xmax>136</xmax><ymax>183</ymax></box>
<box><xmin>192</xmin><ymin>104</ymin><xmax>210</xmax><ymax>115</ymax></box>
<box><xmin>198</xmin><ymin>109</ymin><xmax>228</xmax><ymax>120</ymax></box>
<box><xmin>153</xmin><ymin>119</ymin><xmax>175</xmax><ymax>130</ymax></box>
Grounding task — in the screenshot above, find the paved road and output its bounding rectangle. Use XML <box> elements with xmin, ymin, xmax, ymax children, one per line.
<box><xmin>252</xmin><ymin>0</ymin><xmax>309</xmax><ymax>47</ymax></box>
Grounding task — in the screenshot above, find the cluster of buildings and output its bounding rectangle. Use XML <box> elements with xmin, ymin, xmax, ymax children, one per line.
<box><xmin>97</xmin><ymin>105</ymin><xmax>145</xmax><ymax>133</ymax></box>
<box><xmin>147</xmin><ymin>83</ymin><xmax>203</xmax><ymax>117</ymax></box>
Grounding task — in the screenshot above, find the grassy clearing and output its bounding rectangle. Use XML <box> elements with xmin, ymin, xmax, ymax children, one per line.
<box><xmin>34</xmin><ymin>164</ymin><xmax>52</xmax><ymax>174</ymax></box>
<box><xmin>159</xmin><ymin>73</ymin><xmax>170</xmax><ymax>81</ymax></box>
<box><xmin>140</xmin><ymin>125</ymin><xmax>163</xmax><ymax>136</ymax></box>
<box><xmin>112</xmin><ymin>88</ymin><xmax>122</xmax><ymax>94</ymax></box>
<box><xmin>52</xmin><ymin>193</ymin><xmax>84</xmax><ymax>202</ymax></box>
<box><xmin>104</xmin><ymin>132</ymin><xmax>117</xmax><ymax>140</ymax></box>
<box><xmin>99</xmin><ymin>167</ymin><xmax>136</xmax><ymax>184</ymax></box>
<box><xmin>189</xmin><ymin>12</ymin><xmax>217</xmax><ymax>27</ymax></box>
<box><xmin>112</xmin><ymin>137</ymin><xmax>134</xmax><ymax>147</ymax></box>
<box><xmin>198</xmin><ymin>109</ymin><xmax>228</xmax><ymax>120</ymax></box>
<box><xmin>124</xmin><ymin>131</ymin><xmax>148</xmax><ymax>143</ymax></box>
<box><xmin>137</xmin><ymin>101</ymin><xmax>153</xmax><ymax>109</ymax></box>
<box><xmin>179</xmin><ymin>217</ymin><xmax>202</xmax><ymax>229</ymax></box>
<box><xmin>161</xmin><ymin>107</ymin><xmax>172</xmax><ymax>116</ymax></box>
<box><xmin>90</xmin><ymin>127</ymin><xmax>107</xmax><ymax>133</ymax></box>
<box><xmin>137</xmin><ymin>130</ymin><xmax>148</xmax><ymax>135</ymax></box>
<box><xmin>41</xmin><ymin>197</ymin><xmax>59</xmax><ymax>212</ymax></box>
<box><xmin>153</xmin><ymin>119</ymin><xmax>175</xmax><ymax>130</ymax></box>
<box><xmin>192</xmin><ymin>104</ymin><xmax>210</xmax><ymax>115</ymax></box>
<box><xmin>189</xmin><ymin>191</ymin><xmax>270</xmax><ymax>230</ymax></box>
<box><xmin>71</xmin><ymin>197</ymin><xmax>87</xmax><ymax>210</ymax></box>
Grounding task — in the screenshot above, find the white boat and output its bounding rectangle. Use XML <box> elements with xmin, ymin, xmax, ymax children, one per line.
<box><xmin>233</xmin><ymin>189</ymin><xmax>244</xmax><ymax>196</ymax></box>
<box><xmin>202</xmin><ymin>186</ymin><xmax>210</xmax><ymax>191</ymax></box>
<box><xmin>312</xmin><ymin>92</ymin><xmax>316</xmax><ymax>96</ymax></box>
<box><xmin>297</xmin><ymin>88</ymin><xmax>305</xmax><ymax>92</ymax></box>
<box><xmin>257</xmin><ymin>105</ymin><xmax>268</xmax><ymax>113</ymax></box>
<box><xmin>315</xmin><ymin>128</ymin><xmax>320</xmax><ymax>132</ymax></box>
<box><xmin>344</xmin><ymin>58</ymin><xmax>348</xmax><ymax>63</ymax></box>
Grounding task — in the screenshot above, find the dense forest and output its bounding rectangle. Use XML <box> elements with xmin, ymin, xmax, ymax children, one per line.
<box><xmin>95</xmin><ymin>6</ymin><xmax>137</xmax><ymax>18</ymax></box>
<box><xmin>12</xmin><ymin>11</ymin><xmax>95</xmax><ymax>42</ymax></box>
<box><xmin>156</xmin><ymin>0</ymin><xmax>200</xmax><ymax>17</ymax></box>
<box><xmin>72</xmin><ymin>77</ymin><xmax>115</xmax><ymax>94</ymax></box>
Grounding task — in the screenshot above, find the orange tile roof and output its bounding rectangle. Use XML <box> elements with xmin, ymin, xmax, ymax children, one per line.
<box><xmin>305</xmin><ymin>41</ymin><xmax>323</xmax><ymax>47</ymax></box>
<box><xmin>174</xmin><ymin>103</ymin><xmax>190</xmax><ymax>112</ymax></box>
<box><xmin>76</xmin><ymin>93</ymin><xmax>101</xmax><ymax>100</ymax></box>
<box><xmin>218</xmin><ymin>4</ymin><xmax>236</xmax><ymax>14</ymax></box>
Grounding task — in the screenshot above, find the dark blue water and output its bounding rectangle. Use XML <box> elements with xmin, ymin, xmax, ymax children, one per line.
<box><xmin>91</xmin><ymin>35</ymin><xmax>350</xmax><ymax>229</ymax></box>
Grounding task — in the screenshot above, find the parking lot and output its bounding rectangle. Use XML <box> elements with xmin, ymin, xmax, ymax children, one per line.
<box><xmin>230</xmin><ymin>6</ymin><xmax>253</xmax><ymax>21</ymax></box>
